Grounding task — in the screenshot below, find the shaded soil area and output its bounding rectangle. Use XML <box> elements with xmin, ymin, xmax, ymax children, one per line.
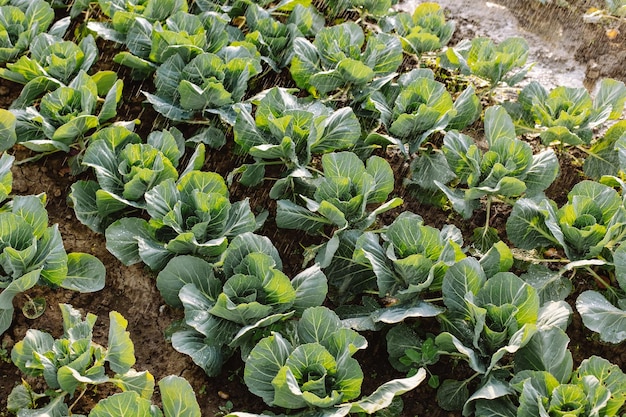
<box><xmin>1</xmin><ymin>1</ymin><xmax>626</xmax><ymax>416</ymax></box>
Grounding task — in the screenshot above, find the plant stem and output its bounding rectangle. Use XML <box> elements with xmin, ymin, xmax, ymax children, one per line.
<box><xmin>15</xmin><ymin>151</ymin><xmax>58</xmax><ymax>165</ymax></box>
<box><xmin>585</xmin><ymin>266</ymin><xmax>617</xmax><ymax>296</ymax></box>
<box><xmin>511</xmin><ymin>252</ymin><xmax>570</xmax><ymax>264</ymax></box>
<box><xmin>69</xmin><ymin>388</ymin><xmax>86</xmax><ymax>412</ymax></box>
<box><xmin>483</xmin><ymin>195</ymin><xmax>492</xmax><ymax>234</ymax></box>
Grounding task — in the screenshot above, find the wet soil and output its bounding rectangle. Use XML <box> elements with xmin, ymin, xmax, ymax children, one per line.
<box><xmin>402</xmin><ymin>0</ymin><xmax>626</xmax><ymax>90</ymax></box>
<box><xmin>1</xmin><ymin>1</ymin><xmax>626</xmax><ymax>416</ymax></box>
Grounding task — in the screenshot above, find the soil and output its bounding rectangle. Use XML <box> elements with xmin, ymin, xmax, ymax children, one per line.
<box><xmin>0</xmin><ymin>1</ymin><xmax>625</xmax><ymax>416</ymax></box>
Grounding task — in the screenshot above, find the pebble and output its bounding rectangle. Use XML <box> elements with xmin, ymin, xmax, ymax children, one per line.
<box><xmin>586</xmin><ymin>61</ymin><xmax>600</xmax><ymax>80</ymax></box>
<box><xmin>218</xmin><ymin>390</ymin><xmax>229</xmax><ymax>400</ymax></box>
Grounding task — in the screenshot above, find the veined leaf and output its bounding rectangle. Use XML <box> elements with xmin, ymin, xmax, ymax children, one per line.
<box><xmin>484</xmin><ymin>105</ymin><xmax>516</xmax><ymax>146</ymax></box>
<box><xmin>507</xmin><ymin>198</ymin><xmax>558</xmax><ymax>249</ymax></box>
<box><xmin>594</xmin><ymin>78</ymin><xmax>626</xmax><ymax>120</ymax></box>
<box><xmin>515</xmin><ymin>327</ymin><xmax>573</xmax><ymax>383</ymax></box>
<box><xmin>0</xmin><ymin>153</ymin><xmax>13</xmax><ymax>204</ymax></box>
<box><xmin>0</xmin><ymin>269</ymin><xmax>40</xmax><ymax>335</ymax></box>
<box><xmin>576</xmin><ymin>291</ymin><xmax>626</xmax><ymax>344</ymax></box>
<box><xmin>111</xmin><ymin>369</ymin><xmax>155</xmax><ymax>400</ymax></box>
<box><xmin>159</xmin><ymin>375</ymin><xmax>201</xmax><ymax>417</ymax></box>
<box><xmin>89</xmin><ymin>391</ymin><xmax>154</xmax><ymax>417</ymax></box>
<box><xmin>244</xmin><ymin>332</ymin><xmax>292</xmax><ymax>405</ymax></box>
<box><xmin>348</xmin><ymin>370</ymin><xmax>426</xmax><ymax>414</ymax></box>
<box><xmin>156</xmin><ymin>255</ymin><xmax>219</xmax><ymax>308</ymax></box>
<box><xmin>442</xmin><ymin>258</ymin><xmax>486</xmax><ymax>316</ymax></box>
<box><xmin>437</xmin><ymin>379</ymin><xmax>469</xmax><ymax>411</ymax></box>
<box><xmin>106</xmin><ymin>311</ymin><xmax>135</xmax><ymax>374</ymax></box>
<box><xmin>105</xmin><ymin>217</ymin><xmax>154</xmax><ymax>266</ymax></box>
<box><xmin>275</xmin><ymin>199</ymin><xmax>330</xmax><ymax>233</ymax></box>
<box><xmin>60</xmin><ymin>253</ymin><xmax>105</xmax><ymax>293</ymax></box>
<box><xmin>171</xmin><ymin>329</ymin><xmax>225</xmax><ymax>377</ymax></box>
<box><xmin>0</xmin><ymin>109</ymin><xmax>17</xmax><ymax>151</ymax></box>
<box><xmin>291</xmin><ymin>264</ymin><xmax>328</xmax><ymax>314</ymax></box>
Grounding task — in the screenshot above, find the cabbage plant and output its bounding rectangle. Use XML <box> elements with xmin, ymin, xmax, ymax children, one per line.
<box><xmin>232</xmin><ymin>87</ymin><xmax>361</xmax><ymax>191</ymax></box>
<box><xmin>440</xmin><ymin>36</ymin><xmax>531</xmax><ymax>88</ymax></box>
<box><xmin>0</xmin><ymin>33</ymin><xmax>98</xmax><ymax>86</ymax></box>
<box><xmin>322</xmin><ymin>0</ymin><xmax>397</xmax><ymax>19</ymax></box>
<box><xmin>364</xmin><ymin>69</ymin><xmax>480</xmax><ymax>155</ymax></box>
<box><xmin>0</xmin><ymin>159</ymin><xmax>105</xmax><ymax>335</ymax></box>
<box><xmin>155</xmin><ymin>233</ymin><xmax>328</xmax><ymax>376</ymax></box>
<box><xmin>9</xmin><ymin>303</ymin><xmax>146</xmax><ymax>413</ymax></box>
<box><xmin>507</xmin><ymin>180</ymin><xmax>626</xmax><ymax>261</ymax></box>
<box><xmin>380</xmin><ymin>2</ymin><xmax>455</xmax><ymax>56</ymax></box>
<box><xmin>511</xmin><ymin>79</ymin><xmax>626</xmax><ymax>146</ymax></box>
<box><xmin>4</xmin><ymin>71</ymin><xmax>123</xmax><ymax>154</ymax></box>
<box><xmin>290</xmin><ymin>21</ymin><xmax>403</xmax><ymax>97</ymax></box>
<box><xmin>69</xmin><ymin>126</ymin><xmax>204</xmax><ymax>233</ymax></box>
<box><xmin>241</xmin><ymin>306</ymin><xmax>425</xmax><ymax>416</ymax></box>
<box><xmin>430</xmin><ymin>106</ymin><xmax>559</xmax><ymax>219</ymax></box>
<box><xmin>244</xmin><ymin>4</ymin><xmax>323</xmax><ymax>71</ymax></box>
<box><xmin>96</xmin><ymin>0</ymin><xmax>188</xmax><ymax>22</ymax></box>
<box><xmin>105</xmin><ymin>170</ymin><xmax>262</xmax><ymax>271</ymax></box>
<box><xmin>431</xmin><ymin>257</ymin><xmax>574</xmax><ymax>414</ymax></box>
<box><xmin>87</xmin><ymin>0</ymin><xmax>192</xmax><ymax>57</ymax></box>
<box><xmin>576</xmin><ymin>244</ymin><xmax>626</xmax><ymax>344</ymax></box>
<box><xmin>144</xmin><ymin>44</ymin><xmax>262</xmax><ymax>123</ymax></box>
<box><xmin>0</xmin><ymin>0</ymin><xmax>56</xmax><ymax>63</ymax></box>
<box><xmin>356</xmin><ymin>211</ymin><xmax>465</xmax><ymax>299</ymax></box>
<box><xmin>90</xmin><ymin>10</ymin><xmax>235</xmax><ymax>79</ymax></box>
<box><xmin>276</xmin><ymin>151</ymin><xmax>402</xmax><ymax>267</ymax></box>
<box><xmin>8</xmin><ymin>303</ymin><xmax>201</xmax><ymax>417</ymax></box>
<box><xmin>511</xmin><ymin>356</ymin><xmax>626</xmax><ymax>417</ymax></box>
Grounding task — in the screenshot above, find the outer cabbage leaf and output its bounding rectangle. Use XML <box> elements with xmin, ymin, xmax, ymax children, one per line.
<box><xmin>576</xmin><ymin>291</ymin><xmax>626</xmax><ymax>344</ymax></box>
<box><xmin>0</xmin><ymin>108</ymin><xmax>17</xmax><ymax>151</ymax></box>
<box><xmin>159</xmin><ymin>375</ymin><xmax>201</xmax><ymax>417</ymax></box>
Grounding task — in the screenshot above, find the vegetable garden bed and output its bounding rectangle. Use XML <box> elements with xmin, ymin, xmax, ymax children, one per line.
<box><xmin>0</xmin><ymin>0</ymin><xmax>625</xmax><ymax>416</ymax></box>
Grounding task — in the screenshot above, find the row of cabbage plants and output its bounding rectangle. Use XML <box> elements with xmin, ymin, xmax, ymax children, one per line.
<box><xmin>1</xmin><ymin>0</ymin><xmax>626</xmax><ymax>415</ymax></box>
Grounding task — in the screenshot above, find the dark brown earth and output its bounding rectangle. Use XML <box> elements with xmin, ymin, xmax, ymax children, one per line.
<box><xmin>0</xmin><ymin>1</ymin><xmax>625</xmax><ymax>416</ymax></box>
